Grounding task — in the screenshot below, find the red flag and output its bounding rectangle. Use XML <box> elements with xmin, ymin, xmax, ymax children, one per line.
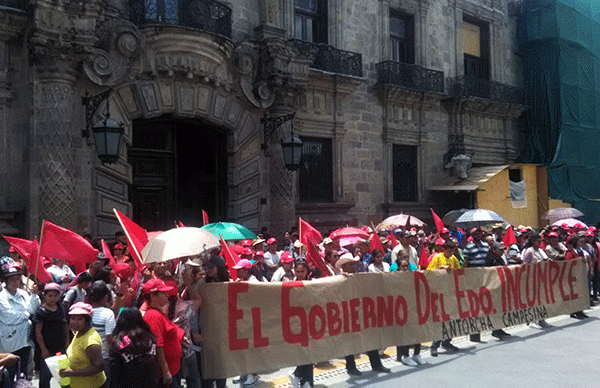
<box><xmin>299</xmin><ymin>218</ymin><xmax>322</xmax><ymax>246</ymax></box>
<box><xmin>306</xmin><ymin>240</ymin><xmax>329</xmax><ymax>277</ymax></box>
<box><xmin>3</xmin><ymin>236</ymin><xmax>51</xmax><ymax>283</ymax></box>
<box><xmin>113</xmin><ymin>209</ymin><xmax>148</xmax><ymax>267</ymax></box>
<box><xmin>202</xmin><ymin>210</ymin><xmax>209</xmax><ymax>226</ymax></box>
<box><xmin>39</xmin><ymin>220</ymin><xmax>99</xmax><ymax>274</ymax></box>
<box><xmin>431</xmin><ymin>208</ymin><xmax>445</xmax><ymax>233</ymax></box>
<box><xmin>388</xmin><ymin>232</ymin><xmax>399</xmax><ymax>248</ymax></box>
<box><xmin>220</xmin><ymin>235</ymin><xmax>239</xmax><ymax>281</ymax></box>
<box><xmin>369</xmin><ymin>233</ymin><xmax>385</xmax><ymax>254</ymax></box>
<box><xmin>101</xmin><ymin>240</ymin><xmax>117</xmax><ymax>267</ymax></box>
<box><xmin>502</xmin><ymin>225</ymin><xmax>517</xmax><ymax>249</ymax></box>
<box><xmin>418</xmin><ymin>243</ymin><xmax>429</xmax><ymax>268</ymax></box>
<box><xmin>404</xmin><ymin>215</ymin><xmax>412</xmax><ymax>230</ymax></box>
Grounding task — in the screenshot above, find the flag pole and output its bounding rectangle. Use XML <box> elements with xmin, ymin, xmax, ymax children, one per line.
<box><xmin>34</xmin><ymin>220</ymin><xmax>45</xmax><ymax>290</ymax></box>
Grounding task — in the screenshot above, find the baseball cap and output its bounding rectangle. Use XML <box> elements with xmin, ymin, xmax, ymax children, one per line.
<box><xmin>280</xmin><ymin>251</ymin><xmax>294</xmax><ymax>263</ymax></box>
<box><xmin>267</xmin><ymin>237</ymin><xmax>277</xmax><ymax>245</ymax></box>
<box><xmin>232</xmin><ymin>259</ymin><xmax>252</xmax><ymax>270</ymax></box>
<box><xmin>141</xmin><ymin>278</ymin><xmax>176</xmax><ymax>295</ymax></box>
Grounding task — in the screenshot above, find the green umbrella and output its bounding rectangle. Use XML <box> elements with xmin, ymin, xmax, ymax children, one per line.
<box><xmin>201</xmin><ymin>222</ymin><xmax>257</xmax><ymax>240</ymax></box>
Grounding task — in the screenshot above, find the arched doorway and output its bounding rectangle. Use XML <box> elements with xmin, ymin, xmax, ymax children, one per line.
<box><xmin>129</xmin><ymin>117</ymin><xmax>228</xmax><ymax>231</ymax></box>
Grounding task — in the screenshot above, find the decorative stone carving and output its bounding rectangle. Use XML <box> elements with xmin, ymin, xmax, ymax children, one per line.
<box><xmin>83</xmin><ymin>19</ymin><xmax>144</xmax><ymax>86</ymax></box>
<box><xmin>233</xmin><ymin>39</ymin><xmax>312</xmax><ymax>109</ymax></box>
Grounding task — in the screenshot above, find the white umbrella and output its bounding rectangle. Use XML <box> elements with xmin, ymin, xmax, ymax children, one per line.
<box><xmin>454</xmin><ymin>209</ymin><xmax>507</xmax><ymax>229</ymax></box>
<box><xmin>142</xmin><ymin>227</ymin><xmax>220</xmax><ymax>264</ymax></box>
<box><xmin>551</xmin><ymin>218</ymin><xmax>587</xmax><ymax>228</ymax></box>
<box><xmin>375</xmin><ymin>214</ymin><xmax>427</xmax><ymax>231</ymax></box>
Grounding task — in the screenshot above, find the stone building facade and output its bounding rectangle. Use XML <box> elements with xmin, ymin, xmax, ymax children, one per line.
<box><xmin>0</xmin><ymin>0</ymin><xmax>526</xmax><ymax>241</ymax></box>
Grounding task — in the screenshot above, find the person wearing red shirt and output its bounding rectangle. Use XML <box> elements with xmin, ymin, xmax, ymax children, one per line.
<box><xmin>141</xmin><ymin>278</ymin><xmax>187</xmax><ymax>387</ymax></box>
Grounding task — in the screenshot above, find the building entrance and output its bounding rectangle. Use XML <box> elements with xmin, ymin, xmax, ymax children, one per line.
<box><xmin>129</xmin><ymin>118</ymin><xmax>228</xmax><ymax>231</ymax></box>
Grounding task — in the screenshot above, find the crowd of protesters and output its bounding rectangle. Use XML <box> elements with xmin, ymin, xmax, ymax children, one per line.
<box><xmin>0</xmin><ymin>218</ymin><xmax>598</xmax><ymax>388</ymax></box>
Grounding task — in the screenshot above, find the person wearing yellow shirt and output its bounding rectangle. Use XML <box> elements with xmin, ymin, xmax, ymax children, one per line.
<box><xmin>427</xmin><ymin>239</ymin><xmax>462</xmax><ymax>270</ymax></box>
<box><xmin>427</xmin><ymin>240</ymin><xmax>461</xmax><ymax>356</ymax></box>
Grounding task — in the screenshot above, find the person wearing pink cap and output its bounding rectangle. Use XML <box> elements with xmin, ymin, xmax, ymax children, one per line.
<box><xmin>271</xmin><ymin>251</ymin><xmax>295</xmax><ymax>282</ymax></box>
<box><xmin>233</xmin><ymin>259</ymin><xmax>259</xmax><ymax>282</ymax></box>
<box><xmin>60</xmin><ymin>302</ymin><xmax>106</xmax><ymax>388</ymax></box>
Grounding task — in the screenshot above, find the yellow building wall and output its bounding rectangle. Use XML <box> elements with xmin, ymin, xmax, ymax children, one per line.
<box><xmin>476</xmin><ymin>164</ymin><xmax>541</xmax><ymax>228</ymax></box>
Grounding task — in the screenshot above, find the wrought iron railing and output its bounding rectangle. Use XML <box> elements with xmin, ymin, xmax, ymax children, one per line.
<box><xmin>0</xmin><ymin>0</ymin><xmax>26</xmax><ymax>11</ymax></box>
<box><xmin>288</xmin><ymin>39</ymin><xmax>363</xmax><ymax>78</ymax></box>
<box><xmin>376</xmin><ymin>61</ymin><xmax>444</xmax><ymax>94</ymax></box>
<box><xmin>130</xmin><ymin>0</ymin><xmax>232</xmax><ymax>38</ymax></box>
<box><xmin>447</xmin><ymin>76</ymin><xmax>526</xmax><ymax>104</ymax></box>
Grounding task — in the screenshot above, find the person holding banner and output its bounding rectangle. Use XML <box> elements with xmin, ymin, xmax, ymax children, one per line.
<box><xmin>427</xmin><ymin>240</ymin><xmax>461</xmax><ymax>356</ymax></box>
<box><xmin>336</xmin><ymin>253</ymin><xmax>391</xmax><ymax>375</ymax></box>
<box><xmin>288</xmin><ymin>259</ymin><xmax>314</xmax><ymax>388</ymax></box>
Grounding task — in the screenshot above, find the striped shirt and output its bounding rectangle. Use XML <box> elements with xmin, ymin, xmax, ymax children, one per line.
<box><xmin>463</xmin><ymin>241</ymin><xmax>490</xmax><ymax>267</ymax></box>
<box><xmin>91</xmin><ymin>306</ymin><xmax>116</xmax><ymax>359</ymax></box>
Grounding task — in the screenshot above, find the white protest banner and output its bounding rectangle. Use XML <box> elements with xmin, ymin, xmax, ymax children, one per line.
<box><xmin>200</xmin><ymin>259</ymin><xmax>588</xmax><ymax>378</ymax></box>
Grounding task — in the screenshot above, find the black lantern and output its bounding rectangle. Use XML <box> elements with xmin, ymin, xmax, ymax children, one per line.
<box><xmin>281</xmin><ymin>133</ymin><xmax>303</xmax><ymax>171</ymax></box>
<box><xmin>261</xmin><ymin>112</ymin><xmax>303</xmax><ymax>171</ymax></box>
<box><xmin>82</xmin><ymin>90</ymin><xmax>125</xmax><ymax>164</ymax></box>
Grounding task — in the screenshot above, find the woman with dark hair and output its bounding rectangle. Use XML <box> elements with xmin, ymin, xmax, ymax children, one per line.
<box><xmin>108</xmin><ymin>307</ymin><xmax>160</xmax><ymax>388</ymax></box>
<box><xmin>522</xmin><ymin>234</ymin><xmax>553</xmax><ymax>327</ymax></box>
<box><xmin>59</xmin><ymin>302</ymin><xmax>106</xmax><ymax>388</ymax></box>
<box><xmin>288</xmin><ymin>259</ymin><xmax>313</xmax><ymax>388</ymax></box>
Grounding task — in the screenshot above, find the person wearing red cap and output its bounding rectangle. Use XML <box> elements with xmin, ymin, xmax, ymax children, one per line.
<box><xmin>250</xmin><ymin>251</ymin><xmax>271</xmax><ymax>282</ymax></box>
<box><xmin>271</xmin><ymin>252</ymin><xmax>295</xmax><ymax>282</ymax></box>
<box><xmin>582</xmin><ymin>230</ymin><xmax>599</xmax><ymax>302</ymax></box>
<box><xmin>141</xmin><ymin>279</ymin><xmax>186</xmax><ymax>387</ymax></box>
<box><xmin>545</xmin><ymin>232</ymin><xmax>567</xmax><ymax>261</ymax></box>
<box><xmin>264</xmin><ymin>237</ymin><xmax>280</xmax><ymax>275</ymax></box>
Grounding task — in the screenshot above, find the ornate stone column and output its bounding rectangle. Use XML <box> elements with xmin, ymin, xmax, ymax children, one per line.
<box><xmin>33</xmin><ymin>58</ymin><xmax>78</xmax><ymax>227</ymax></box>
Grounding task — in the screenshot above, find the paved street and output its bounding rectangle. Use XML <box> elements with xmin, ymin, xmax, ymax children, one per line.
<box><xmin>252</xmin><ymin>305</ymin><xmax>600</xmax><ymax>388</ymax></box>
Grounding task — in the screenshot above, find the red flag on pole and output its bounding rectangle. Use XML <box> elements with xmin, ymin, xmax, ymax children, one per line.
<box><xmin>306</xmin><ymin>240</ymin><xmax>329</xmax><ymax>277</ymax></box>
<box><xmin>39</xmin><ymin>220</ymin><xmax>99</xmax><ymax>274</ymax></box>
<box><xmin>431</xmin><ymin>208</ymin><xmax>445</xmax><ymax>233</ymax></box>
<box><xmin>404</xmin><ymin>215</ymin><xmax>412</xmax><ymax>230</ymax></box>
<box><xmin>220</xmin><ymin>235</ymin><xmax>239</xmax><ymax>281</ymax></box>
<box><xmin>502</xmin><ymin>225</ymin><xmax>517</xmax><ymax>249</ymax></box>
<box><xmin>202</xmin><ymin>210</ymin><xmax>209</xmax><ymax>226</ymax></box>
<box><xmin>369</xmin><ymin>233</ymin><xmax>385</xmax><ymax>254</ymax></box>
<box><xmin>299</xmin><ymin>218</ymin><xmax>322</xmax><ymax>246</ymax></box>
<box><xmin>113</xmin><ymin>209</ymin><xmax>148</xmax><ymax>267</ymax></box>
<box><xmin>101</xmin><ymin>240</ymin><xmax>117</xmax><ymax>267</ymax></box>
<box><xmin>3</xmin><ymin>236</ymin><xmax>51</xmax><ymax>283</ymax></box>
<box><xmin>388</xmin><ymin>232</ymin><xmax>399</xmax><ymax>248</ymax></box>
<box><xmin>418</xmin><ymin>243</ymin><xmax>429</xmax><ymax>269</ymax></box>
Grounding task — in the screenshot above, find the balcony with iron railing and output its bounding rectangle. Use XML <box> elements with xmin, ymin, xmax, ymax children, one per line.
<box><xmin>130</xmin><ymin>0</ymin><xmax>232</xmax><ymax>38</ymax></box>
<box><xmin>376</xmin><ymin>61</ymin><xmax>444</xmax><ymax>94</ymax></box>
<box><xmin>447</xmin><ymin>76</ymin><xmax>526</xmax><ymax>105</ymax></box>
<box><xmin>0</xmin><ymin>0</ymin><xmax>26</xmax><ymax>11</ymax></box>
<box><xmin>287</xmin><ymin>39</ymin><xmax>363</xmax><ymax>78</ymax></box>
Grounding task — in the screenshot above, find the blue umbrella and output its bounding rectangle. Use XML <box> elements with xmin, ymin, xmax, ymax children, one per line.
<box><xmin>201</xmin><ymin>222</ymin><xmax>257</xmax><ymax>240</ymax></box>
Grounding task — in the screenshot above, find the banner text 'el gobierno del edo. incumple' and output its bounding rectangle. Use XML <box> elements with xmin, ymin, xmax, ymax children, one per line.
<box><xmin>200</xmin><ymin>259</ymin><xmax>588</xmax><ymax>378</ymax></box>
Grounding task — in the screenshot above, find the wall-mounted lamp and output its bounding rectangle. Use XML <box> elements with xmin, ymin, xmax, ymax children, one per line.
<box><xmin>261</xmin><ymin>112</ymin><xmax>303</xmax><ymax>171</ymax></box>
<box><xmin>81</xmin><ymin>89</ymin><xmax>125</xmax><ymax>164</ymax></box>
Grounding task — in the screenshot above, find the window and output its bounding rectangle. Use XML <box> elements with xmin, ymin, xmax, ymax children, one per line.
<box><xmin>299</xmin><ymin>137</ymin><xmax>333</xmax><ymax>202</ymax></box>
<box><xmin>390</xmin><ymin>11</ymin><xmax>414</xmax><ymax>64</ymax></box>
<box><xmin>392</xmin><ymin>145</ymin><xmax>418</xmax><ymax>202</ymax></box>
<box><xmin>462</xmin><ymin>16</ymin><xmax>490</xmax><ymax>80</ymax></box>
<box><xmin>294</xmin><ymin>0</ymin><xmax>328</xmax><ymax>43</ymax></box>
